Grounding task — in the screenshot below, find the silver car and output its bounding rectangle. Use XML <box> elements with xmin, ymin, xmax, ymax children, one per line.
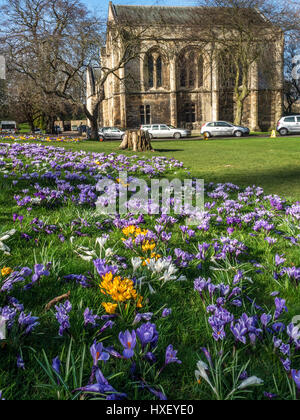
<box><xmin>201</xmin><ymin>121</ymin><xmax>250</xmax><ymax>138</ymax></box>
<box><xmin>141</xmin><ymin>124</ymin><xmax>191</xmax><ymax>139</ymax></box>
<box><xmin>98</xmin><ymin>127</ymin><xmax>126</xmax><ymax>140</ymax></box>
<box><xmin>276</xmin><ymin>116</ymin><xmax>300</xmax><ymax>136</ymax></box>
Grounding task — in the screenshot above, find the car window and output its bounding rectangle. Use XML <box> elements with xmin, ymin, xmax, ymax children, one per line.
<box><xmin>216</xmin><ymin>122</ymin><xmax>232</xmax><ymax>127</ymax></box>
<box><xmin>206</xmin><ymin>123</ymin><xmax>215</xmax><ymax>127</ymax></box>
<box><xmin>152</xmin><ymin>125</ymin><xmax>159</xmax><ymax>130</ymax></box>
<box><xmin>160</xmin><ymin>125</ymin><xmax>170</xmax><ymax>130</ymax></box>
<box><xmin>284</xmin><ymin>117</ymin><xmax>296</xmax><ymax>123</ymax></box>
<box><xmin>111</xmin><ymin>128</ymin><xmax>120</xmax><ymax>132</ymax></box>
<box><xmin>297</xmin><ymin>117</ymin><xmax>300</xmax><ymax>123</ymax></box>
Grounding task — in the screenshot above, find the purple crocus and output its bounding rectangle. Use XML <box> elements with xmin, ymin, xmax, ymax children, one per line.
<box><xmin>17</xmin><ymin>355</ymin><xmax>25</xmax><ymax>370</ymax></box>
<box><xmin>83</xmin><ymin>308</ymin><xmax>100</xmax><ymax>327</ymax></box>
<box><xmin>52</xmin><ymin>357</ymin><xmax>61</xmax><ymax>375</ymax></box>
<box><xmin>140</xmin><ymin>380</ymin><xmax>167</xmax><ymax>400</ymax></box>
<box><xmin>261</xmin><ymin>313</ymin><xmax>272</xmax><ymax>328</ymax></box>
<box><xmin>291</xmin><ymin>370</ymin><xmax>300</xmax><ymax>390</ymax></box>
<box><xmin>18</xmin><ymin>311</ymin><xmax>39</xmax><ymax>335</ymax></box>
<box><xmin>118</xmin><ymin>330</ymin><xmax>137</xmax><ymax>359</ymax></box>
<box><xmin>74</xmin><ymin>367</ymin><xmax>126</xmax><ymax>399</ymax></box>
<box><xmin>54</xmin><ymin>300</ymin><xmax>72</xmax><ymax>336</ymax></box>
<box><xmin>133</xmin><ymin>312</ymin><xmax>153</xmax><ymax>325</ymax></box>
<box><xmin>162</xmin><ymin>308</ymin><xmax>172</xmax><ymax>318</ymax></box>
<box><xmin>90</xmin><ymin>340</ymin><xmax>110</xmax><ymax>365</ymax></box>
<box><xmin>165</xmin><ymin>345</ymin><xmax>182</xmax><ymax>365</ymax></box>
<box><xmin>97</xmin><ymin>321</ymin><xmax>115</xmax><ymax>335</ymax></box>
<box><xmin>136</xmin><ymin>322</ymin><xmax>159</xmax><ymax>350</ymax></box>
<box><xmin>274</xmin><ymin>298</ymin><xmax>288</xmax><ymax>320</ymax></box>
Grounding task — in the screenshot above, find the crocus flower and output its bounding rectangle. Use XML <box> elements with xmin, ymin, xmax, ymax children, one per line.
<box><xmin>264</xmin><ymin>392</ymin><xmax>278</xmax><ymax>399</ymax></box>
<box><xmin>274</xmin><ymin>298</ymin><xmax>288</xmax><ymax>320</ymax></box>
<box><xmin>162</xmin><ymin>308</ymin><xmax>172</xmax><ymax>318</ymax></box>
<box><xmin>291</xmin><ymin>370</ymin><xmax>300</xmax><ymax>390</ymax></box>
<box><xmin>90</xmin><ymin>340</ymin><xmax>110</xmax><ymax>365</ymax></box>
<box><xmin>17</xmin><ymin>355</ymin><xmax>25</xmax><ymax>369</ymax></box>
<box><xmin>84</xmin><ymin>308</ymin><xmax>100</xmax><ymax>327</ymax></box>
<box><xmin>118</xmin><ymin>330</ymin><xmax>136</xmax><ymax>359</ymax></box>
<box><xmin>140</xmin><ymin>380</ymin><xmax>167</xmax><ymax>400</ymax></box>
<box><xmin>74</xmin><ymin>367</ymin><xmax>126</xmax><ymax>399</ymax></box>
<box><xmin>237</xmin><ymin>376</ymin><xmax>264</xmax><ymax>389</ymax></box>
<box><xmin>261</xmin><ymin>313</ymin><xmax>272</xmax><ymax>328</ymax></box>
<box><xmin>52</xmin><ymin>357</ymin><xmax>61</xmax><ymax>375</ymax></box>
<box><xmin>165</xmin><ymin>345</ymin><xmax>182</xmax><ymax>366</ymax></box>
<box><xmin>136</xmin><ymin>322</ymin><xmax>159</xmax><ymax>350</ymax></box>
<box><xmin>97</xmin><ymin>321</ymin><xmax>114</xmax><ymax>335</ymax></box>
<box><xmin>275</xmin><ymin>254</ymin><xmax>286</xmax><ymax>267</ymax></box>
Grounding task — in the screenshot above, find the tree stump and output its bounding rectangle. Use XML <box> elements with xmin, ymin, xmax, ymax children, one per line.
<box><xmin>119</xmin><ymin>129</ymin><xmax>154</xmax><ymax>152</ymax></box>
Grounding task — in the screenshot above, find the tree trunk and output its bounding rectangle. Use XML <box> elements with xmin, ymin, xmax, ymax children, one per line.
<box><xmin>120</xmin><ymin>129</ymin><xmax>154</xmax><ymax>152</ymax></box>
<box><xmin>29</xmin><ymin>119</ymin><xmax>35</xmax><ymax>133</ymax></box>
<box><xmin>88</xmin><ymin>115</ymin><xmax>99</xmax><ymax>141</ymax></box>
<box><xmin>234</xmin><ymin>98</ymin><xmax>244</xmax><ymax>126</ymax></box>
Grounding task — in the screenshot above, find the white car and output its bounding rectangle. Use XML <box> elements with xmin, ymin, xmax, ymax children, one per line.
<box><xmin>201</xmin><ymin>121</ymin><xmax>250</xmax><ymax>138</ymax></box>
<box><xmin>98</xmin><ymin>127</ymin><xmax>126</xmax><ymax>140</ymax></box>
<box><xmin>141</xmin><ymin>124</ymin><xmax>191</xmax><ymax>139</ymax></box>
<box><xmin>276</xmin><ymin>116</ymin><xmax>300</xmax><ymax>136</ymax></box>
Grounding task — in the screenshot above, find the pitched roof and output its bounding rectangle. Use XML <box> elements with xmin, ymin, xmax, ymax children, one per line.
<box><xmin>111</xmin><ymin>4</ymin><xmax>268</xmax><ymax>26</ymax></box>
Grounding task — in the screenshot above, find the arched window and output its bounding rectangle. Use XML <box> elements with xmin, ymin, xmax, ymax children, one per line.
<box><xmin>146</xmin><ymin>51</ymin><xmax>164</xmax><ymax>89</ymax></box>
<box><xmin>180</xmin><ymin>56</ymin><xmax>187</xmax><ymax>87</ymax></box>
<box><xmin>179</xmin><ymin>50</ymin><xmax>203</xmax><ymax>89</ymax></box>
<box><xmin>184</xmin><ymin>103</ymin><xmax>196</xmax><ymax>123</ymax></box>
<box><xmin>140</xmin><ymin>105</ymin><xmax>151</xmax><ymax>125</ymax></box>
<box><xmin>156</xmin><ymin>56</ymin><xmax>162</xmax><ymax>88</ymax></box>
<box><xmin>188</xmin><ymin>52</ymin><xmax>195</xmax><ymax>88</ymax></box>
<box><xmin>198</xmin><ymin>56</ymin><xmax>204</xmax><ymax>87</ymax></box>
<box><xmin>148</xmin><ymin>55</ymin><xmax>154</xmax><ymax>88</ymax></box>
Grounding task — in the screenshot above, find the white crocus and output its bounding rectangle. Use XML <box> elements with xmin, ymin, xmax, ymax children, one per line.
<box><xmin>195</xmin><ymin>361</ymin><xmax>216</xmax><ymax>393</ymax></box>
<box><xmin>237</xmin><ymin>376</ymin><xmax>264</xmax><ymax>390</ymax></box>
<box><xmin>148</xmin><ymin>284</ymin><xmax>156</xmax><ymax>294</ymax></box>
<box><xmin>96</xmin><ymin>235</ymin><xmax>109</xmax><ymax>249</ymax></box>
<box><xmin>0</xmin><ymin>229</ymin><xmax>16</xmax><ymax>255</ymax></box>
<box><xmin>105</xmin><ymin>248</ymin><xmax>113</xmax><ymax>258</ymax></box>
<box><xmin>131</xmin><ymin>257</ymin><xmax>142</xmax><ymax>272</ymax></box>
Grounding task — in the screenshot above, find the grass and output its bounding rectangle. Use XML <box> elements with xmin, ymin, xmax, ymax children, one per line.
<box><xmin>60</xmin><ymin>136</ymin><xmax>300</xmax><ymax>200</ymax></box>
<box><xmin>0</xmin><ymin>137</ymin><xmax>300</xmax><ymax>400</ymax></box>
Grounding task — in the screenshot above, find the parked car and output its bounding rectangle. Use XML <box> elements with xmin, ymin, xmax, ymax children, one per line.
<box><xmin>141</xmin><ymin>124</ymin><xmax>191</xmax><ymax>139</ymax></box>
<box><xmin>0</xmin><ymin>121</ymin><xmax>17</xmax><ymax>134</ymax></box>
<box><xmin>33</xmin><ymin>128</ymin><xmax>43</xmax><ymax>134</ymax></box>
<box><xmin>276</xmin><ymin>115</ymin><xmax>300</xmax><ymax>136</ymax></box>
<box><xmin>98</xmin><ymin>127</ymin><xmax>126</xmax><ymax>140</ymax></box>
<box><xmin>200</xmin><ymin>121</ymin><xmax>250</xmax><ymax>138</ymax></box>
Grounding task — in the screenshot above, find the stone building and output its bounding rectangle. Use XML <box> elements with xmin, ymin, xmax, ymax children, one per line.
<box><xmin>98</xmin><ymin>3</ymin><xmax>284</xmax><ymax>131</ymax></box>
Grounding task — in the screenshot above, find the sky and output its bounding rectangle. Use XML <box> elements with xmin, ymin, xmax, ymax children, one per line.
<box><xmin>82</xmin><ymin>0</ymin><xmax>199</xmax><ymax>17</ymax></box>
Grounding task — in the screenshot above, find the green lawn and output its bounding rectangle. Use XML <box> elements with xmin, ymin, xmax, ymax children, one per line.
<box><xmin>1</xmin><ymin>137</ymin><xmax>300</xmax><ymax>400</ymax></box>
<box><xmin>61</xmin><ymin>136</ymin><xmax>300</xmax><ymax>200</ymax></box>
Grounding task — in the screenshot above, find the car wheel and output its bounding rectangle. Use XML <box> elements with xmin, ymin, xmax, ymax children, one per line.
<box><xmin>174</xmin><ymin>132</ymin><xmax>181</xmax><ymax>139</ymax></box>
<box><xmin>234</xmin><ymin>130</ymin><xmax>243</xmax><ymax>137</ymax></box>
<box><xmin>203</xmin><ymin>131</ymin><xmax>211</xmax><ymax>138</ymax></box>
<box><xmin>279</xmin><ymin>128</ymin><xmax>288</xmax><ymax>136</ymax></box>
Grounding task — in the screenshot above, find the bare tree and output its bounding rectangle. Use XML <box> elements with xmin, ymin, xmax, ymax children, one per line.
<box><xmin>197</xmin><ymin>0</ymin><xmax>300</xmax><ymax>125</ymax></box>
<box><xmin>284</xmin><ymin>34</ymin><xmax>300</xmax><ymax>114</ymax></box>
<box><xmin>0</xmin><ymin>0</ymin><xmax>149</xmax><ymax>140</ymax></box>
